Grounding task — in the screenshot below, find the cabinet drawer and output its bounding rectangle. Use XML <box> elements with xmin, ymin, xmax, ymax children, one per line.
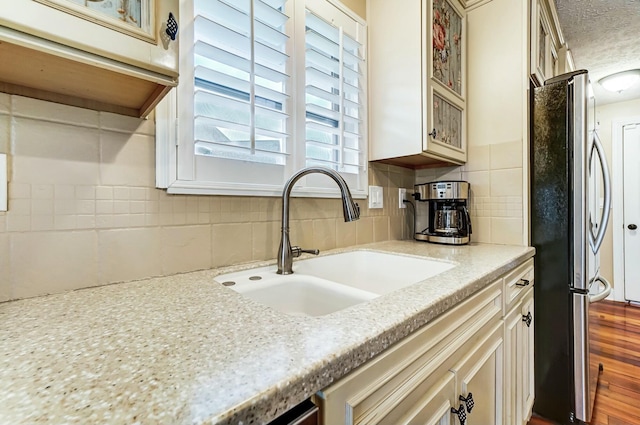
<box><xmin>504</xmin><ymin>258</ymin><xmax>534</xmax><ymax>313</ymax></box>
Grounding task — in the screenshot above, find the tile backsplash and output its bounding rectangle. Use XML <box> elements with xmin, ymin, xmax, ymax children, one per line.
<box><xmin>413</xmin><ymin>139</ymin><xmax>525</xmax><ymax>246</ymax></box>
<box><xmin>0</xmin><ymin>94</ymin><xmax>413</xmax><ymax>302</ymax></box>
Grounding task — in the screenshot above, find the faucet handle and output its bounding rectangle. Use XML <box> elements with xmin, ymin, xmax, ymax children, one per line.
<box><xmin>291</xmin><ymin>246</ymin><xmax>320</xmax><ymax>258</ymax></box>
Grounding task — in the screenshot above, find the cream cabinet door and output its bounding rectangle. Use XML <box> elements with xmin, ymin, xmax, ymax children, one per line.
<box><xmin>450</xmin><ymin>323</ymin><xmax>504</xmax><ymax>425</ymax></box>
<box><xmin>504</xmin><ymin>286</ymin><xmax>535</xmax><ymax>425</ymax></box>
<box><xmin>504</xmin><ymin>302</ymin><xmax>522</xmax><ymax>425</ymax></box>
<box><xmin>424</xmin><ymin>0</ymin><xmax>467</xmax><ymax>164</ymax></box>
<box><xmin>520</xmin><ymin>289</ymin><xmax>535</xmax><ymax>421</ymax></box>
<box><xmin>368</xmin><ymin>0</ymin><xmax>466</xmax><ymax>167</ymax></box>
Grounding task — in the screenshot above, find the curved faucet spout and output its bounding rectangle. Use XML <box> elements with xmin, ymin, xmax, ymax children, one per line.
<box><xmin>277</xmin><ymin>166</ymin><xmax>360</xmax><ymax>275</ymax></box>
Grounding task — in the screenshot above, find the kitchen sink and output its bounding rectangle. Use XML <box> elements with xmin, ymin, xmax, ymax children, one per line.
<box><xmin>216</xmin><ymin>250</ymin><xmax>456</xmax><ymax>317</ymax></box>
<box><xmin>218</xmin><ymin>271</ymin><xmax>378</xmax><ymax>317</ymax></box>
<box><xmin>293</xmin><ymin>250</ymin><xmax>456</xmax><ymax>295</ymax></box>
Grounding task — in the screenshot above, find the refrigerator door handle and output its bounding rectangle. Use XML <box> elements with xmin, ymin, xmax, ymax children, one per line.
<box><xmin>589</xmin><ymin>276</ymin><xmax>612</xmax><ymax>303</ymax></box>
<box><xmin>589</xmin><ymin>132</ymin><xmax>612</xmax><ymax>254</ymax></box>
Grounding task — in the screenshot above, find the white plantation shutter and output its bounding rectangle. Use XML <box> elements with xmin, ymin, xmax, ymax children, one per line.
<box><xmin>193</xmin><ymin>0</ymin><xmax>290</xmax><ymax>163</ymax></box>
<box><xmin>304</xmin><ymin>7</ymin><xmax>366</xmax><ymax>176</ymax></box>
<box><xmin>156</xmin><ymin>0</ymin><xmax>367</xmax><ymax>197</ymax></box>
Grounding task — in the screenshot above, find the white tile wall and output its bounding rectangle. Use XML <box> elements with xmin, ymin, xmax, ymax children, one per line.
<box><xmin>0</xmin><ymin>95</ymin><xmax>414</xmax><ymax>302</ymax></box>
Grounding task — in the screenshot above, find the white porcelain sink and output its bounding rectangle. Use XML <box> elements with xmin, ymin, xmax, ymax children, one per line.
<box><xmin>294</xmin><ymin>250</ymin><xmax>456</xmax><ymax>295</ymax></box>
<box><xmin>218</xmin><ymin>271</ymin><xmax>378</xmax><ymax>317</ymax></box>
<box><xmin>217</xmin><ymin>250</ymin><xmax>456</xmax><ymax>317</ymax></box>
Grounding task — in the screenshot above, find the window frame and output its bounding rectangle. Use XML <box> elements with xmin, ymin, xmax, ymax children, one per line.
<box><xmin>156</xmin><ymin>0</ymin><xmax>368</xmax><ymax>198</ymax></box>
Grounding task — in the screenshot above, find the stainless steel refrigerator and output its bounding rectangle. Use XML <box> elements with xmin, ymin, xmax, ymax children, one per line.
<box><xmin>531</xmin><ymin>70</ymin><xmax>612</xmax><ymax>424</ymax></box>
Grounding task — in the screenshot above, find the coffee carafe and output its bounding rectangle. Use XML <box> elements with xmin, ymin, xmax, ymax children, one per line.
<box><xmin>414</xmin><ymin>181</ymin><xmax>472</xmax><ymax>245</ymax></box>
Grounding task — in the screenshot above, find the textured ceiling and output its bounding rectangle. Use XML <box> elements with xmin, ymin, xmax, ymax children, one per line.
<box><xmin>555</xmin><ymin>0</ymin><xmax>640</xmax><ymax>105</ymax></box>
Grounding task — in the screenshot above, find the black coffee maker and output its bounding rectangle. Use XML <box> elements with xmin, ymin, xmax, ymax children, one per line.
<box><xmin>414</xmin><ymin>181</ymin><xmax>472</xmax><ymax>245</ymax></box>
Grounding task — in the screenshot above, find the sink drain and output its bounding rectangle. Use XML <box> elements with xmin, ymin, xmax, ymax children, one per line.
<box><xmin>221</xmin><ymin>281</ymin><xmax>235</xmax><ymax>287</ymax></box>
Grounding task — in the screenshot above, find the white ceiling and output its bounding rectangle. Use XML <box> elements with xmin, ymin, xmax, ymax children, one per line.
<box><xmin>555</xmin><ymin>0</ymin><xmax>640</xmax><ymax>105</ymax></box>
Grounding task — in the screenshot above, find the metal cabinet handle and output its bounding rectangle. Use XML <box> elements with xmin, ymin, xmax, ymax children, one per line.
<box><xmin>428</xmin><ymin>128</ymin><xmax>437</xmax><ymax>138</ymax></box>
<box><xmin>166</xmin><ymin>12</ymin><xmax>178</xmax><ymax>40</ymax></box>
<box><xmin>523</xmin><ymin>312</ymin><xmax>532</xmax><ymax>327</ymax></box>
<box><xmin>459</xmin><ymin>392</ymin><xmax>474</xmax><ymax>413</ymax></box>
<box><xmin>516</xmin><ymin>278</ymin><xmax>530</xmax><ymax>287</ymax></box>
<box><xmin>451</xmin><ymin>404</ymin><xmax>467</xmax><ymax>425</ymax></box>
<box><xmin>629</xmin><ymin>224</ymin><xmax>638</xmax><ymax>230</ymax></box>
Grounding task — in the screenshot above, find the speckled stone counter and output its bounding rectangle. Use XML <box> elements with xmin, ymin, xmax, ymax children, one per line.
<box><xmin>0</xmin><ymin>241</ymin><xmax>534</xmax><ymax>425</ymax></box>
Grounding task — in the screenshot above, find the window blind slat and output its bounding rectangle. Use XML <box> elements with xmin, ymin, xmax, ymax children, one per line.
<box><xmin>255</xmin><ymin>18</ymin><xmax>289</xmax><ymax>50</ymax></box>
<box><xmin>343</xmin><ymin>33</ymin><xmax>362</xmax><ymax>56</ymax></box>
<box><xmin>306</xmin><ymin>30</ymin><xmax>339</xmax><ymax>58</ymax></box>
<box><xmin>195</xmin><ymin>90</ymin><xmax>251</xmax><ymax>125</ymax></box>
<box><xmin>195</xmin><ymin>16</ymin><xmax>250</xmax><ymax>58</ymax></box>
<box><xmin>195</xmin><ymin>66</ymin><xmax>289</xmax><ymax>105</ymax></box>
<box><xmin>306</xmin><ymin>85</ymin><xmax>340</xmax><ymax>105</ymax></box>
<box><xmin>195</xmin><ymin>116</ymin><xmax>288</xmax><ymax>146</ymax></box>
<box><xmin>306</xmin><ymin>120</ymin><xmax>341</xmax><ymax>136</ymax></box>
<box><xmin>195</xmin><ymin>141</ymin><xmax>287</xmax><ymax>165</ymax></box>
<box><xmin>195</xmin><ymin>0</ymin><xmax>249</xmax><ymax>35</ymax></box>
<box><xmin>254</xmin><ymin>0</ymin><xmax>289</xmax><ymax>28</ymax></box>
<box><xmin>306</xmin><ymin>67</ymin><xmax>340</xmax><ymax>92</ymax></box>
<box><xmin>195</xmin><ymin>41</ymin><xmax>290</xmax><ymax>84</ymax></box>
<box><xmin>259</xmin><ymin>0</ymin><xmax>287</xmax><ymax>10</ymax></box>
<box><xmin>306</xmin><ymin>48</ymin><xmax>339</xmax><ymax>76</ymax></box>
<box><xmin>306</xmin><ymin>11</ymin><xmax>339</xmax><ymax>43</ymax></box>
<box><xmin>306</xmin><ymin>103</ymin><xmax>340</xmax><ymax>121</ymax></box>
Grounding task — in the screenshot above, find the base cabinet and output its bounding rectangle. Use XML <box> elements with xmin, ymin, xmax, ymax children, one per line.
<box><xmin>316</xmin><ymin>259</ymin><xmax>535</xmax><ymax>425</ymax></box>
<box><xmin>452</xmin><ymin>324</ymin><xmax>504</xmax><ymax>425</ymax></box>
<box><xmin>504</xmin><ymin>261</ymin><xmax>535</xmax><ymax>425</ymax></box>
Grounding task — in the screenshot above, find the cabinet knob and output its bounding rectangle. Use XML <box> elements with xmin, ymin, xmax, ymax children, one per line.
<box><xmin>516</xmin><ymin>278</ymin><xmax>530</xmax><ymax>287</ymax></box>
<box><xmin>428</xmin><ymin>128</ymin><xmax>437</xmax><ymax>139</ymax></box>
<box><xmin>629</xmin><ymin>224</ymin><xmax>638</xmax><ymax>230</ymax></box>
<box><xmin>459</xmin><ymin>392</ymin><xmax>474</xmax><ymax>413</ymax></box>
<box><xmin>166</xmin><ymin>12</ymin><xmax>178</xmax><ymax>41</ymax></box>
<box><xmin>523</xmin><ymin>311</ymin><xmax>532</xmax><ymax>327</ymax></box>
<box><xmin>451</xmin><ymin>404</ymin><xmax>467</xmax><ymax>425</ymax></box>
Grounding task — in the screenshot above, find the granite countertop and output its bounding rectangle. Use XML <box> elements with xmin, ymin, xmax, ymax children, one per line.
<box><xmin>0</xmin><ymin>241</ymin><xmax>534</xmax><ymax>425</ymax></box>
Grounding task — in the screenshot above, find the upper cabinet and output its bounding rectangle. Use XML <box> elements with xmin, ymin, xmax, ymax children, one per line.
<box><xmin>0</xmin><ymin>0</ymin><xmax>179</xmax><ymax>117</ymax></box>
<box><xmin>530</xmin><ymin>0</ymin><xmax>564</xmax><ymax>85</ymax></box>
<box><xmin>368</xmin><ymin>0</ymin><xmax>467</xmax><ymax>168</ymax></box>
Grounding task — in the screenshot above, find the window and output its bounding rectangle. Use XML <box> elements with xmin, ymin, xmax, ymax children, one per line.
<box><xmin>156</xmin><ymin>0</ymin><xmax>367</xmax><ymax>198</ymax></box>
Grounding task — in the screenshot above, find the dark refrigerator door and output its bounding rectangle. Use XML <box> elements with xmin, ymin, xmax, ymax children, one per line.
<box><xmin>531</xmin><ymin>76</ymin><xmax>575</xmax><ymax>423</ymax></box>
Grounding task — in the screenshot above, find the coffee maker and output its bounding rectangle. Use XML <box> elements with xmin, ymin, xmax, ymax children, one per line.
<box><xmin>414</xmin><ymin>181</ymin><xmax>472</xmax><ymax>245</ymax></box>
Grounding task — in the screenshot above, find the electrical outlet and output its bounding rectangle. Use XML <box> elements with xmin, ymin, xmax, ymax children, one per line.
<box><xmin>398</xmin><ymin>188</ymin><xmax>406</xmax><ymax>208</ymax></box>
<box><xmin>368</xmin><ymin>185</ymin><xmax>383</xmax><ymax>209</ymax></box>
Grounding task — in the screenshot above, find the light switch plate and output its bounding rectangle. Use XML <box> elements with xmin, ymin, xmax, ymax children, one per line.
<box><xmin>368</xmin><ymin>185</ymin><xmax>383</xmax><ymax>209</ymax></box>
<box><xmin>0</xmin><ymin>154</ymin><xmax>6</xmax><ymax>212</ymax></box>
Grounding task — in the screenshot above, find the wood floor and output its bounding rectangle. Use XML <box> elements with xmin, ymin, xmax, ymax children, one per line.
<box><xmin>528</xmin><ymin>300</ymin><xmax>640</xmax><ymax>425</ymax></box>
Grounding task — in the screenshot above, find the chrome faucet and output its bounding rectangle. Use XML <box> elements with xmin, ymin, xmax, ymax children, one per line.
<box><xmin>277</xmin><ymin>166</ymin><xmax>360</xmax><ymax>274</ymax></box>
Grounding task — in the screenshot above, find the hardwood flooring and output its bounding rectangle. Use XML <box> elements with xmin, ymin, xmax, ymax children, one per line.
<box><xmin>528</xmin><ymin>301</ymin><xmax>640</xmax><ymax>425</ymax></box>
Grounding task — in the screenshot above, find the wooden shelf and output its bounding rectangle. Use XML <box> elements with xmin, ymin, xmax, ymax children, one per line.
<box><xmin>0</xmin><ymin>26</ymin><xmax>177</xmax><ymax>118</ymax></box>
